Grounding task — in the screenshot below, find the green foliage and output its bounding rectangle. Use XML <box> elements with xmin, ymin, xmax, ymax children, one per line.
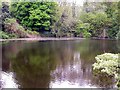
<box><xmin>0</xmin><ymin>31</ymin><xmax>9</xmax><ymax>39</ymax></box>
<box><xmin>2</xmin><ymin>1</ymin><xmax>119</xmax><ymax>39</ymax></box>
<box><xmin>104</xmin><ymin>2</ymin><xmax>119</xmax><ymax>39</ymax></box>
<box><xmin>3</xmin><ymin>18</ymin><xmax>39</xmax><ymax>38</ymax></box>
<box><xmin>76</xmin><ymin>22</ymin><xmax>91</xmax><ymax>38</ymax></box>
<box><xmin>117</xmin><ymin>30</ymin><xmax>120</xmax><ymax>40</ymax></box>
<box><xmin>0</xmin><ymin>30</ymin><xmax>17</xmax><ymax>39</ymax></box>
<box><xmin>93</xmin><ymin>53</ymin><xmax>119</xmax><ymax>88</ymax></box>
<box><xmin>4</xmin><ymin>18</ymin><xmax>16</xmax><ymax>24</ymax></box>
<box><xmin>0</xmin><ymin>0</ymin><xmax>1</xmax><ymax>8</ymax></box>
<box><xmin>4</xmin><ymin>18</ymin><xmax>27</xmax><ymax>38</ymax></box>
<box><xmin>10</xmin><ymin>2</ymin><xmax>58</xmax><ymax>32</ymax></box>
<box><xmin>26</xmin><ymin>30</ymin><xmax>39</xmax><ymax>35</ymax></box>
<box><xmin>79</xmin><ymin>11</ymin><xmax>109</xmax><ymax>37</ymax></box>
<box><xmin>80</xmin><ymin>2</ymin><xmax>120</xmax><ymax>39</ymax></box>
<box><xmin>1</xmin><ymin>2</ymin><xmax>11</xmax><ymax>21</ymax></box>
<box><xmin>52</xmin><ymin>3</ymin><xmax>78</xmax><ymax>37</ymax></box>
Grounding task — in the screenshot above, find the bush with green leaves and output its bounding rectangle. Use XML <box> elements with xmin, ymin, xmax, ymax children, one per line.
<box><xmin>0</xmin><ymin>31</ymin><xmax>9</xmax><ymax>39</ymax></box>
<box><xmin>93</xmin><ymin>53</ymin><xmax>120</xmax><ymax>88</ymax></box>
<box><xmin>3</xmin><ymin>18</ymin><xmax>39</xmax><ymax>38</ymax></box>
<box><xmin>26</xmin><ymin>30</ymin><xmax>40</xmax><ymax>37</ymax></box>
<box><xmin>4</xmin><ymin>18</ymin><xmax>27</xmax><ymax>38</ymax></box>
<box><xmin>0</xmin><ymin>30</ymin><xmax>17</xmax><ymax>39</ymax></box>
<box><xmin>76</xmin><ymin>21</ymin><xmax>91</xmax><ymax>38</ymax></box>
<box><xmin>10</xmin><ymin>1</ymin><xmax>58</xmax><ymax>32</ymax></box>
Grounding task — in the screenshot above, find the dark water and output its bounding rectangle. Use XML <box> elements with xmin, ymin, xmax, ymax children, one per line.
<box><xmin>1</xmin><ymin>39</ymin><xmax>120</xmax><ymax>88</ymax></box>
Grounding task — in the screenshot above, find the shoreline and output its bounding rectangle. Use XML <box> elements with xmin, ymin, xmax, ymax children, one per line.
<box><xmin>0</xmin><ymin>37</ymin><xmax>86</xmax><ymax>41</ymax></box>
<box><xmin>0</xmin><ymin>37</ymin><xmax>117</xmax><ymax>42</ymax></box>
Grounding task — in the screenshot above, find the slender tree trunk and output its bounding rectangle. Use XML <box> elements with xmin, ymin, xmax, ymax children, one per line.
<box><xmin>103</xmin><ymin>29</ymin><xmax>106</xmax><ymax>39</ymax></box>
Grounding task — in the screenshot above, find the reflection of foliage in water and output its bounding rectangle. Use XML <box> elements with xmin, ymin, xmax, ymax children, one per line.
<box><xmin>11</xmin><ymin>42</ymin><xmax>58</xmax><ymax>88</ymax></box>
<box><xmin>118</xmin><ymin>53</ymin><xmax>120</xmax><ymax>90</ymax></box>
<box><xmin>2</xmin><ymin>41</ymin><xmax>76</xmax><ymax>88</ymax></box>
<box><xmin>75</xmin><ymin>39</ymin><xmax>99</xmax><ymax>63</ymax></box>
<box><xmin>76</xmin><ymin>40</ymin><xmax>119</xmax><ymax>88</ymax></box>
<box><xmin>0</xmin><ymin>41</ymin><xmax>9</xmax><ymax>45</ymax></box>
<box><xmin>76</xmin><ymin>39</ymin><xmax>119</xmax><ymax>63</ymax></box>
<box><xmin>117</xmin><ymin>41</ymin><xmax>120</xmax><ymax>52</ymax></box>
<box><xmin>2</xmin><ymin>40</ymin><xmax>119</xmax><ymax>88</ymax></box>
<box><xmin>92</xmin><ymin>72</ymin><xmax>115</xmax><ymax>88</ymax></box>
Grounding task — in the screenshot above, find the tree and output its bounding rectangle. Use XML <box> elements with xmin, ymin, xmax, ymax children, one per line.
<box><xmin>117</xmin><ymin>1</ymin><xmax>120</xmax><ymax>40</ymax></box>
<box><xmin>10</xmin><ymin>1</ymin><xmax>58</xmax><ymax>33</ymax></box>
<box><xmin>103</xmin><ymin>2</ymin><xmax>119</xmax><ymax>39</ymax></box>
<box><xmin>1</xmin><ymin>2</ymin><xmax>11</xmax><ymax>31</ymax></box>
<box><xmin>53</xmin><ymin>1</ymin><xmax>78</xmax><ymax>37</ymax></box>
<box><xmin>80</xmin><ymin>2</ymin><xmax>119</xmax><ymax>39</ymax></box>
<box><xmin>79</xmin><ymin>11</ymin><xmax>109</xmax><ymax>38</ymax></box>
<box><xmin>76</xmin><ymin>21</ymin><xmax>91</xmax><ymax>38</ymax></box>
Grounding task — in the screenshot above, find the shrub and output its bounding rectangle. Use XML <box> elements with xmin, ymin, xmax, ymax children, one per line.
<box><xmin>4</xmin><ymin>18</ymin><xmax>40</xmax><ymax>38</ymax></box>
<box><xmin>93</xmin><ymin>53</ymin><xmax>119</xmax><ymax>88</ymax></box>
<box><xmin>76</xmin><ymin>22</ymin><xmax>91</xmax><ymax>38</ymax></box>
<box><xmin>4</xmin><ymin>18</ymin><xmax>16</xmax><ymax>24</ymax></box>
<box><xmin>0</xmin><ymin>31</ymin><xmax>9</xmax><ymax>39</ymax></box>
<box><xmin>26</xmin><ymin>30</ymin><xmax>39</xmax><ymax>36</ymax></box>
<box><xmin>4</xmin><ymin>18</ymin><xmax>26</xmax><ymax>37</ymax></box>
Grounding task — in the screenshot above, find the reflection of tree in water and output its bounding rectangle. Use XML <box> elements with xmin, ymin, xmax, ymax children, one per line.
<box><xmin>51</xmin><ymin>49</ymin><xmax>94</xmax><ymax>86</ymax></box>
<box><xmin>50</xmin><ymin>41</ymin><xmax>94</xmax><ymax>86</ymax></box>
<box><xmin>49</xmin><ymin>40</ymin><xmax>118</xmax><ymax>88</ymax></box>
<box><xmin>51</xmin><ymin>48</ymin><xmax>76</xmax><ymax>83</ymax></box>
<box><xmin>11</xmin><ymin>42</ymin><xmax>58</xmax><ymax>88</ymax></box>
<box><xmin>2</xmin><ymin>40</ymin><xmax>119</xmax><ymax>88</ymax></box>
<box><xmin>76</xmin><ymin>40</ymin><xmax>118</xmax><ymax>88</ymax></box>
<box><xmin>92</xmin><ymin>72</ymin><xmax>115</xmax><ymax>88</ymax></box>
<box><xmin>2</xmin><ymin>41</ymin><xmax>26</xmax><ymax>72</ymax></box>
<box><xmin>116</xmin><ymin>40</ymin><xmax>120</xmax><ymax>52</ymax></box>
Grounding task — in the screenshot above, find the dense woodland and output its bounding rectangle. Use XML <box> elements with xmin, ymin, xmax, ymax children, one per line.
<box><xmin>0</xmin><ymin>0</ymin><xmax>120</xmax><ymax>39</ymax></box>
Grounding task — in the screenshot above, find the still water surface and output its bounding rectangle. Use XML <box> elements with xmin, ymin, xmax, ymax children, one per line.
<box><xmin>1</xmin><ymin>39</ymin><xmax>120</xmax><ymax>88</ymax></box>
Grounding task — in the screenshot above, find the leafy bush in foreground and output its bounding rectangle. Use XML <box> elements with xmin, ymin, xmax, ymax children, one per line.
<box><xmin>93</xmin><ymin>53</ymin><xmax>119</xmax><ymax>89</ymax></box>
